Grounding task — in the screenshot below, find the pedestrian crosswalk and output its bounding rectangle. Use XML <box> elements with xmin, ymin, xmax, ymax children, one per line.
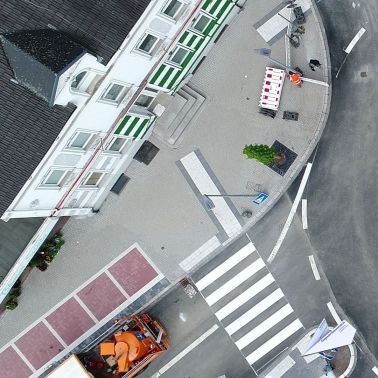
<box><xmin>192</xmin><ymin>241</ymin><xmax>303</xmax><ymax>372</ymax></box>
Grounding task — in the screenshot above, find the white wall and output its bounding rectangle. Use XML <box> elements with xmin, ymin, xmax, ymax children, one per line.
<box><xmin>2</xmin><ymin>0</ymin><xmax>200</xmax><ymax>220</ymax></box>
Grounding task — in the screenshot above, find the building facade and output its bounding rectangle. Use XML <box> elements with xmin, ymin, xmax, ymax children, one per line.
<box><xmin>0</xmin><ymin>0</ymin><xmax>240</xmax><ymax>300</ymax></box>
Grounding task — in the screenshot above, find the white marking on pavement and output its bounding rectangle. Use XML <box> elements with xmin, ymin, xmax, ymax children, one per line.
<box><xmin>216</xmin><ymin>274</ymin><xmax>275</xmax><ymax>320</ymax></box>
<box><xmin>205</xmin><ymin>259</ymin><xmax>266</xmax><ymax>306</ymax></box>
<box><xmin>344</xmin><ymin>27</ymin><xmax>366</xmax><ymax>54</ymax></box>
<box><xmin>268</xmin><ymin>163</ymin><xmax>313</xmax><ymax>263</ymax></box>
<box><xmin>73</xmin><ymin>294</ymin><xmax>99</xmax><ymax>323</ymax></box>
<box><xmin>152</xmin><ymin>324</ymin><xmax>219</xmax><ymax>377</ymax></box>
<box><xmin>236</xmin><ymin>304</ymin><xmax>294</xmax><ymax>349</ymax></box>
<box><xmin>11</xmin><ymin>343</ymin><xmax>37</xmax><ymax>373</ymax></box>
<box><xmin>301</xmin><ymin>77</ymin><xmax>329</xmax><ymax>87</ymax></box>
<box><xmin>265</xmin><ymin>355</ymin><xmax>296</xmax><ymax>378</ymax></box>
<box><xmin>308</xmin><ymin>255</ymin><xmax>321</xmax><ymax>281</ymax></box>
<box><xmin>195</xmin><ymin>242</ymin><xmax>256</xmax><ymax>291</ymax></box>
<box><xmin>246</xmin><ymin>319</ymin><xmax>303</xmax><ymax>365</ymax></box>
<box><xmin>42</xmin><ymin>319</ymin><xmax>68</xmax><ymax>348</ymax></box>
<box><xmin>302</xmin><ymin>199</ymin><xmax>308</xmax><ymax>229</ymax></box>
<box><xmin>225</xmin><ymin>288</ymin><xmax>284</xmax><ymax>335</ymax></box>
<box><xmin>179</xmin><ymin>236</ymin><xmax>221</xmax><ymax>272</ymax></box>
<box><xmin>327</xmin><ymin>302</ymin><xmax>342</xmax><ymax>324</ymax></box>
<box><xmin>181</xmin><ymin>152</ymin><xmax>242</xmax><ymax>237</ymax></box>
<box><xmin>372</xmin><ymin>366</ymin><xmax>378</xmax><ymax>376</ymax></box>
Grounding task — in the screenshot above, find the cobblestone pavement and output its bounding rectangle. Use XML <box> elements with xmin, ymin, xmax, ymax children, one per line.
<box><xmin>0</xmin><ymin>0</ymin><xmax>330</xmax><ymax>359</ymax></box>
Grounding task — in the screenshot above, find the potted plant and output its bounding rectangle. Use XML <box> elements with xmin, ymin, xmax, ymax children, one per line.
<box><xmin>5</xmin><ymin>295</ymin><xmax>18</xmax><ymax>310</ymax></box>
<box><xmin>243</xmin><ymin>144</ymin><xmax>286</xmax><ymax>166</ymax></box>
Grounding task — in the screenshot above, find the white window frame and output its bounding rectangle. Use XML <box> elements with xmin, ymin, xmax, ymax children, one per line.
<box><xmin>66</xmin><ymin>130</ymin><xmax>95</xmax><ymax>150</ymax></box>
<box><xmin>161</xmin><ymin>0</ymin><xmax>185</xmax><ymax>20</ymax></box>
<box><xmin>134</xmin><ymin>87</ymin><xmax>158</xmax><ymax>108</ymax></box>
<box><xmin>135</xmin><ymin>32</ymin><xmax>162</xmax><ymax>56</ymax></box>
<box><xmin>105</xmin><ymin>136</ymin><xmax>132</xmax><ymax>153</ymax></box>
<box><xmin>70</xmin><ymin>69</ymin><xmax>104</xmax><ymax>96</ymax></box>
<box><xmin>100</xmin><ymin>82</ymin><xmax>130</xmax><ymax>103</ymax></box>
<box><xmin>82</xmin><ymin>171</ymin><xmax>106</xmax><ymax>188</ymax></box>
<box><xmin>70</xmin><ymin>70</ymin><xmax>88</xmax><ymax>91</ymax></box>
<box><xmin>40</xmin><ymin>168</ymin><xmax>72</xmax><ymax>188</ymax></box>
<box><xmin>191</xmin><ymin>12</ymin><xmax>214</xmax><ymax>34</ymax></box>
<box><xmin>168</xmin><ymin>45</ymin><xmax>191</xmax><ymax>67</ymax></box>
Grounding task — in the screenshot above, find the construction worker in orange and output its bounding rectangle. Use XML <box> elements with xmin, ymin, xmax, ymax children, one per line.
<box><xmin>288</xmin><ymin>71</ymin><xmax>302</xmax><ymax>87</ymax></box>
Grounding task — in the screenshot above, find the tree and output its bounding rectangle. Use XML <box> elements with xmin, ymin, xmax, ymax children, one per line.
<box><xmin>243</xmin><ymin>144</ymin><xmax>275</xmax><ymax>165</ymax></box>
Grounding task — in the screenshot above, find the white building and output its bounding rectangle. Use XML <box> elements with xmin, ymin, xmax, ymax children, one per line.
<box><xmin>0</xmin><ymin>0</ymin><xmax>240</xmax><ymax>301</ymax></box>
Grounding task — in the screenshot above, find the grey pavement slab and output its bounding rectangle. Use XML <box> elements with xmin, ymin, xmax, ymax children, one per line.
<box><xmin>0</xmin><ymin>0</ymin><xmax>331</xmax><ymax>354</ymax></box>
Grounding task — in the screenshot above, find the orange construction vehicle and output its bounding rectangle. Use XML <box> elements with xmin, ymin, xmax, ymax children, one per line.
<box><xmin>99</xmin><ymin>314</ymin><xmax>170</xmax><ymax>377</ymax></box>
<box><xmin>47</xmin><ymin>314</ymin><xmax>169</xmax><ymax>378</ymax></box>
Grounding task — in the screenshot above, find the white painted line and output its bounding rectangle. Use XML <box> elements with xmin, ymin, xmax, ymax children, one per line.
<box><xmin>308</xmin><ymin>255</ymin><xmax>321</xmax><ymax>281</ymax></box>
<box><xmin>104</xmin><ymin>270</ymin><xmax>130</xmax><ymax>299</ymax></box>
<box><xmin>246</xmin><ymin>319</ymin><xmax>303</xmax><ymax>365</ymax></box>
<box><xmin>216</xmin><ymin>274</ymin><xmax>275</xmax><ymax>321</ymax></box>
<box><xmin>301</xmin><ymin>199</ymin><xmax>308</xmax><ymax>230</ymax></box>
<box><xmin>268</xmin><ymin>163</ymin><xmax>312</xmax><ymax>263</ymax></box>
<box><xmin>73</xmin><ymin>294</ymin><xmax>99</xmax><ymax>323</ymax></box>
<box><xmin>265</xmin><ymin>355</ymin><xmax>296</xmax><ymax>378</ymax></box>
<box><xmin>372</xmin><ymin>366</ymin><xmax>378</xmax><ymax>376</ymax></box>
<box><xmin>195</xmin><ymin>242</ymin><xmax>256</xmax><ymax>291</ymax></box>
<box><xmin>153</xmin><ymin>324</ymin><xmax>219</xmax><ymax>377</ymax></box>
<box><xmin>236</xmin><ymin>304</ymin><xmax>294</xmax><ymax>349</ymax></box>
<box><xmin>179</xmin><ymin>236</ymin><xmax>221</xmax><ymax>272</ymax></box>
<box><xmin>180</xmin><ymin>152</ymin><xmax>242</xmax><ymax>237</ymax></box>
<box><xmin>344</xmin><ymin>27</ymin><xmax>366</xmax><ymax>54</ymax></box>
<box><xmin>205</xmin><ymin>259</ymin><xmax>265</xmax><ymax>306</ymax></box>
<box><xmin>301</xmin><ymin>77</ymin><xmax>329</xmax><ymax>87</ymax></box>
<box><xmin>11</xmin><ymin>342</ymin><xmax>37</xmax><ymax>373</ymax></box>
<box><xmin>226</xmin><ymin>288</ymin><xmax>284</xmax><ymax>335</ymax></box>
<box><xmin>42</xmin><ymin>319</ymin><xmax>68</xmax><ymax>348</ymax></box>
<box><xmin>327</xmin><ymin>302</ymin><xmax>342</xmax><ymax>324</ymax></box>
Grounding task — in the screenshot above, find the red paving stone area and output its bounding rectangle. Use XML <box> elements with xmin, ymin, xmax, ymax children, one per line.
<box><xmin>46</xmin><ymin>297</ymin><xmax>96</xmax><ymax>345</ymax></box>
<box><xmin>78</xmin><ymin>272</ymin><xmax>126</xmax><ymax>321</ymax></box>
<box><xmin>109</xmin><ymin>248</ymin><xmax>158</xmax><ymax>296</ymax></box>
<box><xmin>0</xmin><ymin>347</ymin><xmax>32</xmax><ymax>378</ymax></box>
<box><xmin>15</xmin><ymin>322</ymin><xmax>64</xmax><ymax>370</ymax></box>
<box><xmin>0</xmin><ymin>246</ymin><xmax>160</xmax><ymax>376</ymax></box>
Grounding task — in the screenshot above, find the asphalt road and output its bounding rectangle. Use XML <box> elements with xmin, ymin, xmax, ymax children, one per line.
<box><xmin>306</xmin><ymin>0</ymin><xmax>378</xmax><ymax>358</ymax></box>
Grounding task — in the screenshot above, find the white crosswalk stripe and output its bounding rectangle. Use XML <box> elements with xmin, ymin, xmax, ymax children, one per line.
<box><xmin>193</xmin><ymin>241</ymin><xmax>303</xmax><ymax>372</ymax></box>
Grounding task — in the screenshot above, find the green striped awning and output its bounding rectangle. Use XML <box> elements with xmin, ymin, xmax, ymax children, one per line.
<box><xmin>202</xmin><ymin>0</ymin><xmax>232</xmax><ymax>18</ymax></box>
<box><xmin>114</xmin><ymin>114</ymin><xmax>151</xmax><ymax>140</ymax></box>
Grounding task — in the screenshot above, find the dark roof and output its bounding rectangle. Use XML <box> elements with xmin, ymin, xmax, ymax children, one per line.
<box><xmin>1</xmin><ymin>30</ymin><xmax>87</xmax><ymax>105</ymax></box>
<box><xmin>0</xmin><ymin>0</ymin><xmax>151</xmax><ymax>216</ymax></box>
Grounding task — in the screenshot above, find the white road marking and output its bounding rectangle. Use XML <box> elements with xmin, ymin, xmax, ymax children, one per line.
<box><xmin>372</xmin><ymin>366</ymin><xmax>378</xmax><ymax>376</ymax></box>
<box><xmin>216</xmin><ymin>274</ymin><xmax>275</xmax><ymax>320</ymax></box>
<box><xmin>225</xmin><ymin>289</ymin><xmax>284</xmax><ymax>335</ymax></box>
<box><xmin>308</xmin><ymin>255</ymin><xmax>321</xmax><ymax>281</ymax></box>
<box><xmin>205</xmin><ymin>259</ymin><xmax>265</xmax><ymax>306</ymax></box>
<box><xmin>302</xmin><ymin>199</ymin><xmax>308</xmax><ymax>230</ymax></box>
<box><xmin>152</xmin><ymin>324</ymin><xmax>219</xmax><ymax>377</ymax></box>
<box><xmin>180</xmin><ymin>152</ymin><xmax>242</xmax><ymax>238</ymax></box>
<box><xmin>344</xmin><ymin>27</ymin><xmax>366</xmax><ymax>54</ymax></box>
<box><xmin>327</xmin><ymin>302</ymin><xmax>342</xmax><ymax>324</ymax></box>
<box><xmin>195</xmin><ymin>242</ymin><xmax>256</xmax><ymax>291</ymax></box>
<box><xmin>268</xmin><ymin>163</ymin><xmax>313</xmax><ymax>263</ymax></box>
<box><xmin>301</xmin><ymin>77</ymin><xmax>329</xmax><ymax>87</ymax></box>
<box><xmin>236</xmin><ymin>304</ymin><xmax>294</xmax><ymax>349</ymax></box>
<box><xmin>265</xmin><ymin>355</ymin><xmax>296</xmax><ymax>378</ymax></box>
<box><xmin>246</xmin><ymin>319</ymin><xmax>303</xmax><ymax>365</ymax></box>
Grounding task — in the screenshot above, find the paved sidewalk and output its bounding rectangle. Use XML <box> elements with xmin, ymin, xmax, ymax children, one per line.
<box><xmin>0</xmin><ymin>0</ymin><xmax>331</xmax><ymax>372</ymax></box>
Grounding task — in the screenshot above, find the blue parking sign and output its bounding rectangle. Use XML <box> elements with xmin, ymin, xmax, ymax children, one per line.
<box><xmin>253</xmin><ymin>193</ymin><xmax>269</xmax><ymax>205</ymax></box>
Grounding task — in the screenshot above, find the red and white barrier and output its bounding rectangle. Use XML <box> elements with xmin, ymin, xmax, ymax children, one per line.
<box><xmin>259</xmin><ymin>67</ymin><xmax>285</xmax><ymax>111</ymax></box>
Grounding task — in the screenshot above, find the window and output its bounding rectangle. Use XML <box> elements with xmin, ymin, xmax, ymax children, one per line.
<box><xmin>193</xmin><ymin>14</ymin><xmax>212</xmax><ymax>33</ymax></box>
<box><xmin>83</xmin><ymin>171</ymin><xmax>104</xmax><ymax>187</ymax></box>
<box><xmin>102</xmin><ymin>83</ymin><xmax>125</xmax><ymax>101</ymax></box>
<box><xmin>68</xmin><ymin>131</ymin><xmax>92</xmax><ymax>149</ymax></box>
<box><xmin>162</xmin><ymin>0</ymin><xmax>183</xmax><ymax>19</ymax></box>
<box><xmin>106</xmin><ymin>136</ymin><xmax>130</xmax><ymax>152</ymax></box>
<box><xmin>42</xmin><ymin>169</ymin><xmax>71</xmax><ymax>186</ymax></box>
<box><xmin>70</xmin><ymin>71</ymin><xmax>87</xmax><ymax>90</ymax></box>
<box><xmin>137</xmin><ymin>34</ymin><xmax>159</xmax><ymax>54</ymax></box>
<box><xmin>169</xmin><ymin>46</ymin><xmax>189</xmax><ymax>65</ymax></box>
<box><xmin>135</xmin><ymin>94</ymin><xmax>155</xmax><ymax>108</ymax></box>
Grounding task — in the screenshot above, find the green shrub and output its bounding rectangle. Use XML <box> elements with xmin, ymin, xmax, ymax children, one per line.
<box><xmin>243</xmin><ymin>144</ymin><xmax>275</xmax><ymax>165</ymax></box>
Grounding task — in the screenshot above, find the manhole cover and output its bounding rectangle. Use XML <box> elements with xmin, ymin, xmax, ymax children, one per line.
<box><xmin>360</xmin><ymin>71</ymin><xmax>367</xmax><ymax>77</ymax></box>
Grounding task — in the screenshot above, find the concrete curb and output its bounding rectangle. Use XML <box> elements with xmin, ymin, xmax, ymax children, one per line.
<box><xmin>238</xmin><ymin>0</ymin><xmax>332</xmax><ymax>236</ymax></box>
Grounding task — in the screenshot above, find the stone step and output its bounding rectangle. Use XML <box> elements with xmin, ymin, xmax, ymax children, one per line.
<box><xmin>167</xmin><ymin>84</ymin><xmax>206</xmax><ymax>146</ymax></box>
